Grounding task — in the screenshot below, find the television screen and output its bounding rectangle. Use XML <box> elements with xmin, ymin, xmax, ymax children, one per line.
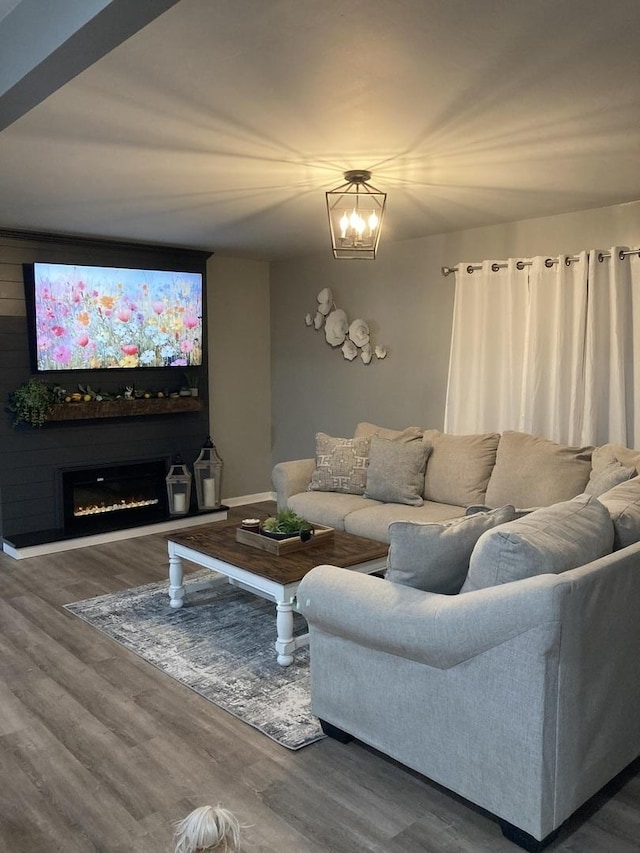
<box><xmin>24</xmin><ymin>262</ymin><xmax>203</xmax><ymax>371</ymax></box>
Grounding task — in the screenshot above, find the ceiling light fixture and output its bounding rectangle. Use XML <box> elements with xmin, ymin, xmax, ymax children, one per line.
<box><xmin>326</xmin><ymin>170</ymin><xmax>386</xmax><ymax>260</ymax></box>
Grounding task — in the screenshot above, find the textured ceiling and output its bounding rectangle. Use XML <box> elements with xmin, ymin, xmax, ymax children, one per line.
<box><xmin>1</xmin><ymin>0</ymin><xmax>640</xmax><ymax>260</ymax></box>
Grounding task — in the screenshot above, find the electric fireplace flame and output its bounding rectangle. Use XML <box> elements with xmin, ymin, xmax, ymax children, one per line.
<box><xmin>74</xmin><ymin>497</ymin><xmax>159</xmax><ymax>517</ymax></box>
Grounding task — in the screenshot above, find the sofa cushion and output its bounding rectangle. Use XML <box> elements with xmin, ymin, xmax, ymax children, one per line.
<box><xmin>597</xmin><ymin>476</ymin><xmax>640</xmax><ymax>549</ymax></box>
<box><xmin>288</xmin><ymin>491</ymin><xmax>382</xmax><ymax>531</ymax></box>
<box><xmin>364</xmin><ymin>436</ymin><xmax>431</xmax><ymax>506</ymax></box>
<box><xmin>386</xmin><ymin>505</ymin><xmax>517</xmax><ymax>594</ymax></box>
<box><xmin>423</xmin><ymin>431</ymin><xmax>500</xmax><ymax>506</ymax></box>
<box><xmin>592</xmin><ymin>443</ymin><xmax>640</xmax><ymax>474</ymax></box>
<box><xmin>308</xmin><ymin>432</ymin><xmax>371</xmax><ymax>495</ymax></box>
<box><xmin>461</xmin><ymin>494</ymin><xmax>614</xmax><ymax>592</ymax></box>
<box><xmin>485</xmin><ymin>431</ymin><xmax>593</xmax><ymax>509</ymax></box>
<box><xmin>344</xmin><ymin>501</ymin><xmax>466</xmax><ymax>543</ymax></box>
<box><xmin>354</xmin><ymin>422</ymin><xmax>424</xmax><ymax>443</ymax></box>
<box><xmin>584</xmin><ymin>460</ymin><xmax>636</xmax><ymax>497</ymax></box>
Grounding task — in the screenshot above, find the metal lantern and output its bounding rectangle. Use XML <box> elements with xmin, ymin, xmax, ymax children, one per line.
<box><xmin>193</xmin><ymin>436</ymin><xmax>223</xmax><ymax>510</ymax></box>
<box><xmin>165</xmin><ymin>454</ymin><xmax>192</xmax><ymax>516</ymax></box>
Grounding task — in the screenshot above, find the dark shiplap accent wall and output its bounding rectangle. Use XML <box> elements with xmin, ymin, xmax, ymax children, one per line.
<box><xmin>0</xmin><ymin>230</ymin><xmax>211</xmax><ymax>538</ymax></box>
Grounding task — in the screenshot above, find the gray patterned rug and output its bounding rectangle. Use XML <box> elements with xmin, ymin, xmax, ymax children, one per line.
<box><xmin>64</xmin><ymin>571</ymin><xmax>325</xmax><ymax>750</ymax></box>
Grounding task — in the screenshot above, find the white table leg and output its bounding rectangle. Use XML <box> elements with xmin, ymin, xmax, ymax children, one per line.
<box><xmin>275</xmin><ymin>600</ymin><xmax>296</xmax><ymax>666</ymax></box>
<box><xmin>168</xmin><ymin>546</ymin><xmax>185</xmax><ymax>609</ymax></box>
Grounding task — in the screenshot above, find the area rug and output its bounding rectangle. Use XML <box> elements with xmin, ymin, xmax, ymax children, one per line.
<box><xmin>64</xmin><ymin>571</ymin><xmax>325</xmax><ymax>750</ymax></box>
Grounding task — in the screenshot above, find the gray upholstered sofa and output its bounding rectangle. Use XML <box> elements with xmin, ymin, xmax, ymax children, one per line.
<box><xmin>273</xmin><ymin>422</ymin><xmax>636</xmax><ymax>543</ymax></box>
<box><xmin>290</xmin><ymin>428</ymin><xmax>640</xmax><ymax>850</ymax></box>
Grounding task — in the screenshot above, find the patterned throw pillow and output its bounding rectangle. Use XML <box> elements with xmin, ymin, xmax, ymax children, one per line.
<box><xmin>308</xmin><ymin>433</ymin><xmax>371</xmax><ymax>495</ymax></box>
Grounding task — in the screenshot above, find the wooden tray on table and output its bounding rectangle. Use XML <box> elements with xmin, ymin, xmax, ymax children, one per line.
<box><xmin>235</xmin><ymin>524</ymin><xmax>334</xmax><ymax>555</ymax></box>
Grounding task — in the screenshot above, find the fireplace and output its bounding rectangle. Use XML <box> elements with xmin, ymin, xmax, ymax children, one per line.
<box><xmin>60</xmin><ymin>458</ymin><xmax>170</xmax><ymax>535</ymax></box>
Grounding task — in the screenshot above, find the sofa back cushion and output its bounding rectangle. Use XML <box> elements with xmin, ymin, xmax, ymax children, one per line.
<box><xmin>592</xmin><ymin>443</ymin><xmax>640</xmax><ymax>474</ymax></box>
<box><xmin>485</xmin><ymin>431</ymin><xmax>593</xmax><ymax>509</ymax></box>
<box><xmin>423</xmin><ymin>431</ymin><xmax>500</xmax><ymax>507</ymax></box>
<box><xmin>597</xmin><ymin>476</ymin><xmax>640</xmax><ymax>549</ymax></box>
<box><xmin>364</xmin><ymin>436</ymin><xmax>431</xmax><ymax>506</ymax></box>
<box><xmin>308</xmin><ymin>433</ymin><xmax>371</xmax><ymax>495</ymax></box>
<box><xmin>386</xmin><ymin>505</ymin><xmax>516</xmax><ymax>594</ymax></box>
<box><xmin>354</xmin><ymin>422</ymin><xmax>424</xmax><ymax>443</ymax></box>
<box><xmin>461</xmin><ymin>494</ymin><xmax>614</xmax><ymax>592</ymax></box>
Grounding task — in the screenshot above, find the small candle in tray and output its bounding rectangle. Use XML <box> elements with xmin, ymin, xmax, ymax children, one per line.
<box><xmin>241</xmin><ymin>518</ymin><xmax>261</xmax><ymax>532</ymax></box>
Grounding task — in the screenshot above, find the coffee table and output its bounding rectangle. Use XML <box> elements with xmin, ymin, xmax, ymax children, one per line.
<box><xmin>166</xmin><ymin>520</ymin><xmax>388</xmax><ymax>666</ymax></box>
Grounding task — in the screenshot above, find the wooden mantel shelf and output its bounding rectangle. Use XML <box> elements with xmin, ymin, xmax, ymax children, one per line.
<box><xmin>48</xmin><ymin>397</ymin><xmax>203</xmax><ymax>422</ymax></box>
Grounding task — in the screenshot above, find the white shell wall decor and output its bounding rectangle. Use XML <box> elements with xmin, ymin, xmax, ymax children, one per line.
<box><xmin>324</xmin><ymin>309</ymin><xmax>349</xmax><ymax>346</ymax></box>
<box><xmin>304</xmin><ymin>288</ymin><xmax>388</xmax><ymax>365</ymax></box>
<box><xmin>348</xmin><ymin>318</ymin><xmax>370</xmax><ymax>348</ymax></box>
<box><xmin>342</xmin><ymin>340</ymin><xmax>358</xmax><ymax>360</ymax></box>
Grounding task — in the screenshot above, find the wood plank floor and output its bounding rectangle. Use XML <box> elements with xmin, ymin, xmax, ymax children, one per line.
<box><xmin>1</xmin><ymin>501</ymin><xmax>639</xmax><ymax>852</ymax></box>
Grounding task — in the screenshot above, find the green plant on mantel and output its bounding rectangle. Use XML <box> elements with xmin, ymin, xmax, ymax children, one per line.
<box><xmin>7</xmin><ymin>377</ymin><xmax>54</xmax><ymax>428</ymax></box>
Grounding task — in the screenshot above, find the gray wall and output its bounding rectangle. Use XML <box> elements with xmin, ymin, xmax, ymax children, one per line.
<box><xmin>270</xmin><ymin>199</ymin><xmax>640</xmax><ymax>464</ymax></box>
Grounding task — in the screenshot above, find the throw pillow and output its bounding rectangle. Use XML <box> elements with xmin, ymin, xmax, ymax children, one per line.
<box><xmin>364</xmin><ymin>436</ymin><xmax>431</xmax><ymax>506</ymax></box>
<box><xmin>597</xmin><ymin>476</ymin><xmax>640</xmax><ymax>549</ymax></box>
<box><xmin>461</xmin><ymin>494</ymin><xmax>614</xmax><ymax>592</ymax></box>
<box><xmin>484</xmin><ymin>431</ymin><xmax>593</xmax><ymax>509</ymax></box>
<box><xmin>423</xmin><ymin>431</ymin><xmax>500</xmax><ymax>506</ymax></box>
<box><xmin>354</xmin><ymin>422</ymin><xmax>424</xmax><ymax>443</ymax></box>
<box><xmin>386</xmin><ymin>505</ymin><xmax>517</xmax><ymax>594</ymax></box>
<box><xmin>308</xmin><ymin>433</ymin><xmax>371</xmax><ymax>495</ymax></box>
<box><xmin>584</xmin><ymin>460</ymin><xmax>636</xmax><ymax>497</ymax></box>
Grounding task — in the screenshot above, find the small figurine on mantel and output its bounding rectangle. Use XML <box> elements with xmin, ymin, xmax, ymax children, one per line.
<box><xmin>124</xmin><ymin>385</ymin><xmax>134</xmax><ymax>399</ymax></box>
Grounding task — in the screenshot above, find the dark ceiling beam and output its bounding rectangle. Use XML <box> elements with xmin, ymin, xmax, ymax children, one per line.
<box><xmin>0</xmin><ymin>0</ymin><xmax>182</xmax><ymax>132</ymax></box>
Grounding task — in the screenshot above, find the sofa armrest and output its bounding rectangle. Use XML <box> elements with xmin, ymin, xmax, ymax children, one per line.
<box><xmin>297</xmin><ymin>565</ymin><xmax>566</xmax><ymax>669</ymax></box>
<box><xmin>272</xmin><ymin>458</ymin><xmax>315</xmax><ymax>511</ymax></box>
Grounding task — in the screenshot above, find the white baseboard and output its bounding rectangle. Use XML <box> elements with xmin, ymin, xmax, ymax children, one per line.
<box><xmin>222</xmin><ymin>491</ymin><xmax>275</xmax><ymax>507</ymax></box>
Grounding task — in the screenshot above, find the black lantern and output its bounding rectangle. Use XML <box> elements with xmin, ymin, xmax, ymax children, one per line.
<box><xmin>165</xmin><ymin>455</ymin><xmax>192</xmax><ymax>516</ymax></box>
<box><xmin>193</xmin><ymin>436</ymin><xmax>223</xmax><ymax>510</ymax></box>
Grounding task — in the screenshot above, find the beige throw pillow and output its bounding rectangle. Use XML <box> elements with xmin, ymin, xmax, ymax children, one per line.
<box><xmin>485</xmin><ymin>431</ymin><xmax>592</xmax><ymax>509</ymax></box>
<box><xmin>423</xmin><ymin>431</ymin><xmax>500</xmax><ymax>506</ymax></box>
<box><xmin>308</xmin><ymin>433</ymin><xmax>371</xmax><ymax>495</ymax></box>
<box><xmin>364</xmin><ymin>436</ymin><xmax>431</xmax><ymax>506</ymax></box>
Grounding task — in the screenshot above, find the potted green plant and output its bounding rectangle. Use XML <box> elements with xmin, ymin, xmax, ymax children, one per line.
<box><xmin>8</xmin><ymin>377</ymin><xmax>54</xmax><ymax>427</ymax></box>
<box><xmin>261</xmin><ymin>509</ymin><xmax>313</xmax><ymax>539</ymax></box>
<box><xmin>183</xmin><ymin>370</ymin><xmax>199</xmax><ymax>397</ymax></box>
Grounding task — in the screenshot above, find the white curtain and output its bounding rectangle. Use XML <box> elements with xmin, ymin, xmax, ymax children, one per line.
<box><xmin>444</xmin><ymin>260</ymin><xmax>529</xmax><ymax>435</ymax></box>
<box><xmin>444</xmin><ymin>247</ymin><xmax>640</xmax><ymax>447</ymax></box>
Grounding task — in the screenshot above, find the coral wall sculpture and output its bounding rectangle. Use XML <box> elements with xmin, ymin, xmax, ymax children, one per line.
<box><xmin>304</xmin><ymin>288</ymin><xmax>387</xmax><ymax>363</ymax></box>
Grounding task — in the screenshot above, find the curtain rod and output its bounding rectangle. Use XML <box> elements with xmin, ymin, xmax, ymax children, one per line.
<box><xmin>441</xmin><ymin>248</ymin><xmax>640</xmax><ymax>277</ymax></box>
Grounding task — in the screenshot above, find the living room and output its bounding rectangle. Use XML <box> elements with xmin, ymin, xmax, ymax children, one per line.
<box><xmin>2</xmin><ymin>1</ymin><xmax>640</xmax><ymax>851</ymax></box>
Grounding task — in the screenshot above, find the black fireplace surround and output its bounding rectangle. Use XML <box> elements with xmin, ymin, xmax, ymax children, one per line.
<box><xmin>60</xmin><ymin>458</ymin><xmax>170</xmax><ymax>536</ymax></box>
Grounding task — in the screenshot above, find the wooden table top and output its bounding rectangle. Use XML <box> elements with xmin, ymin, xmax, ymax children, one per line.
<box><xmin>167</xmin><ymin>519</ymin><xmax>388</xmax><ymax>585</ymax></box>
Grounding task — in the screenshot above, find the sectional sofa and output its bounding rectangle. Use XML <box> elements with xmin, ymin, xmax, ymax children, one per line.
<box><xmin>273</xmin><ymin>423</ymin><xmax>640</xmax><ymax>850</ymax></box>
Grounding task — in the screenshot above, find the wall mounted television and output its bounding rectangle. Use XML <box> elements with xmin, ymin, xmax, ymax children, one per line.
<box><xmin>23</xmin><ymin>262</ymin><xmax>203</xmax><ymax>372</ymax></box>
